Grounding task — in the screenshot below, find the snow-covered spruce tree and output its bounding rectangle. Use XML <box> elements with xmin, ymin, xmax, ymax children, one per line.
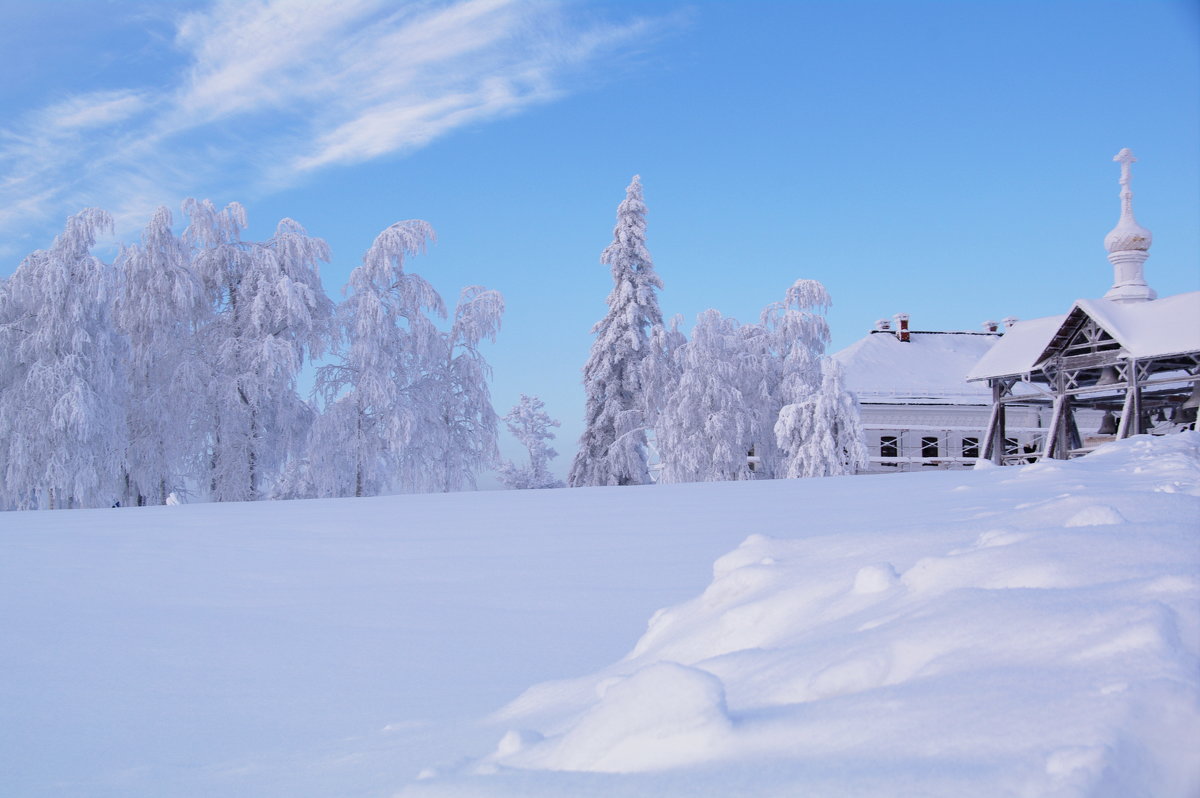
<box><xmin>184</xmin><ymin>199</ymin><xmax>333</xmax><ymax>501</ymax></box>
<box><xmin>775</xmin><ymin>357</ymin><xmax>866</xmax><ymax>477</ymax></box>
<box><xmin>568</xmin><ymin>175</ymin><xmax>665</xmax><ymax>487</ymax></box>
<box><xmin>498</xmin><ymin>394</ymin><xmax>565</xmax><ymax>489</ymax></box>
<box><xmin>0</xmin><ymin>209</ymin><xmax>125</xmax><ymax>509</ymax></box>
<box><xmin>114</xmin><ymin>207</ymin><xmax>209</xmax><ymax>505</ymax></box>
<box><xmin>293</xmin><ymin>221</ymin><xmax>502</xmax><ymax>498</ymax></box>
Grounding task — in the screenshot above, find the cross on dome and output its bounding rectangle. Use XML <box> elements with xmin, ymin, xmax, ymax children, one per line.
<box><xmin>1114</xmin><ymin>148</ymin><xmax>1136</xmax><ymax>182</ymax></box>
<box><xmin>1114</xmin><ymin>148</ymin><xmax>1138</xmax><ymax>219</ymax></box>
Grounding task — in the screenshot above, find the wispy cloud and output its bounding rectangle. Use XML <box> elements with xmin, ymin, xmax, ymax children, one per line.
<box><xmin>0</xmin><ymin>0</ymin><xmax>666</xmax><ymax>256</ymax></box>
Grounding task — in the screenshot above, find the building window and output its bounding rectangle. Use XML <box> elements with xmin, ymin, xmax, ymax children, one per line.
<box><xmin>921</xmin><ymin>436</ymin><xmax>939</xmax><ymax>458</ymax></box>
<box><xmin>962</xmin><ymin>437</ymin><xmax>979</xmax><ymax>459</ymax></box>
<box><xmin>880</xmin><ymin>435</ymin><xmax>899</xmax><ymax>458</ymax></box>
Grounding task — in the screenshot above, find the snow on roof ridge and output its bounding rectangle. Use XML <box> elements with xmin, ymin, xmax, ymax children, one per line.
<box><xmin>968</xmin><ymin>290</ymin><xmax>1200</xmax><ymax>380</ymax></box>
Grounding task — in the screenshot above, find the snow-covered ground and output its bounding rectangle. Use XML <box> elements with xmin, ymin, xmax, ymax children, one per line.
<box><xmin>2</xmin><ymin>434</ymin><xmax>1198</xmax><ymax>797</ymax></box>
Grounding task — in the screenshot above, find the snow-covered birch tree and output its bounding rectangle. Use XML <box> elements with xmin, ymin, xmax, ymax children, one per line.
<box><xmin>290</xmin><ymin>221</ymin><xmax>503</xmax><ymax>498</ymax></box>
<box><xmin>656</xmin><ymin>310</ymin><xmax>763</xmax><ymax>483</ymax></box>
<box><xmin>763</xmin><ymin>279</ymin><xmax>864</xmax><ymax>478</ymax></box>
<box><xmin>776</xmin><ymin>358</ymin><xmax>866</xmax><ymax>477</ymax></box>
<box><xmin>417</xmin><ymin>285</ymin><xmax>504</xmax><ymax>493</ymax></box>
<box><xmin>653</xmin><ymin>278</ymin><xmax>862</xmax><ymax>482</ymax></box>
<box><xmin>568</xmin><ymin>175</ymin><xmax>665</xmax><ymax>487</ymax></box>
<box><xmin>114</xmin><ymin>207</ymin><xmax>208</xmax><ymax>505</ymax></box>
<box><xmin>185</xmin><ymin>200</ymin><xmax>332</xmax><ymax>501</ymax></box>
<box><xmin>498</xmin><ymin>394</ymin><xmax>565</xmax><ymax>489</ymax></box>
<box><xmin>302</xmin><ymin>220</ymin><xmax>441</xmax><ymax>498</ymax></box>
<box><xmin>0</xmin><ymin>209</ymin><xmax>125</xmax><ymax>509</ymax></box>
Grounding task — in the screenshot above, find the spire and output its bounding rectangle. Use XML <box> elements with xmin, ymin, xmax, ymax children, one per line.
<box><xmin>1103</xmin><ymin>148</ymin><xmax>1156</xmax><ymax>303</ymax></box>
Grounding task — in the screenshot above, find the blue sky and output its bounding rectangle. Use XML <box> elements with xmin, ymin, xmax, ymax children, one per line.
<box><xmin>1</xmin><ymin>0</ymin><xmax>1197</xmax><ymax>478</ymax></box>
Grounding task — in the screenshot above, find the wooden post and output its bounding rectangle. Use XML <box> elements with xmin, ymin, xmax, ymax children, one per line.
<box><xmin>1043</xmin><ymin>396</ymin><xmax>1065</xmax><ymax>459</ymax></box>
<box><xmin>984</xmin><ymin>381</ymin><xmax>1006</xmax><ymax>464</ymax></box>
<box><xmin>1117</xmin><ymin>359</ymin><xmax>1141</xmax><ymax>438</ymax></box>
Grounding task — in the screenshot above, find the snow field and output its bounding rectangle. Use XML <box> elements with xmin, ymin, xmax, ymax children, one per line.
<box><xmin>1</xmin><ymin>433</ymin><xmax>1197</xmax><ymax>797</ymax></box>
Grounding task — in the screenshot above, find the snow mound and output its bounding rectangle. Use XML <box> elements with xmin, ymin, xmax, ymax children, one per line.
<box><xmin>492</xmin><ymin>662</ymin><xmax>731</xmax><ymax>773</ymax></box>
<box><xmin>853</xmin><ymin>562</ymin><xmax>899</xmax><ymax>593</ymax></box>
<box><xmin>474</xmin><ymin>433</ymin><xmax>1200</xmax><ymax>796</ymax></box>
<box><xmin>1064</xmin><ymin>503</ymin><xmax>1127</xmax><ymax>527</ymax></box>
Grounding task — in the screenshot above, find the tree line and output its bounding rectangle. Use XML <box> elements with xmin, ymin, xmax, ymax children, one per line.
<box><xmin>0</xmin><ymin>203</ymin><xmax>502</xmax><ymax>509</ymax></box>
<box><xmin>0</xmin><ymin>178</ymin><xmax>864</xmax><ymax>510</ymax></box>
<box><xmin>568</xmin><ymin>176</ymin><xmax>866</xmax><ymax>486</ymax></box>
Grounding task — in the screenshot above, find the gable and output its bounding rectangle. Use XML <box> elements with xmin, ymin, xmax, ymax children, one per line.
<box><xmin>1032</xmin><ymin>306</ymin><xmax>1123</xmax><ymax>366</ymax></box>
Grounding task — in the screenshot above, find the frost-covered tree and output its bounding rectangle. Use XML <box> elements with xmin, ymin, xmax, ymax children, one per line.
<box><xmin>776</xmin><ymin>358</ymin><xmax>866</xmax><ymax>478</ymax></box>
<box><xmin>290</xmin><ymin>221</ymin><xmax>502</xmax><ymax>498</ymax></box>
<box><xmin>569</xmin><ymin>175</ymin><xmax>665</xmax><ymax>487</ymax></box>
<box><xmin>114</xmin><ymin>207</ymin><xmax>208</xmax><ymax>505</ymax></box>
<box><xmin>0</xmin><ymin>209</ymin><xmax>125</xmax><ymax>509</ymax></box>
<box><xmin>296</xmin><ymin>220</ymin><xmax>440</xmax><ymax>498</ymax></box>
<box><xmin>498</xmin><ymin>394</ymin><xmax>565</xmax><ymax>489</ymax></box>
<box><xmin>656</xmin><ymin>310</ymin><xmax>764</xmax><ymax>483</ymax></box>
<box><xmin>653</xmin><ymin>279</ymin><xmax>861</xmax><ymax>483</ymax></box>
<box><xmin>417</xmin><ymin>285</ymin><xmax>504</xmax><ymax>493</ymax></box>
<box><xmin>760</xmin><ymin>278</ymin><xmax>832</xmax><ymax>407</ymax></box>
<box><xmin>185</xmin><ymin>199</ymin><xmax>333</xmax><ymax>501</ymax></box>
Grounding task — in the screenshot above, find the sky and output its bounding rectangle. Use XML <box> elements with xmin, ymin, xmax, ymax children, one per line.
<box><xmin>1</xmin><ymin>0</ymin><xmax>1197</xmax><ymax>479</ymax></box>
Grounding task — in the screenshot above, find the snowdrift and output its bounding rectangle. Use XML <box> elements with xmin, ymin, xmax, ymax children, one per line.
<box><xmin>2</xmin><ymin>434</ymin><xmax>1198</xmax><ymax>798</ymax></box>
<box><xmin>426</xmin><ymin>435</ymin><xmax>1200</xmax><ymax>796</ymax></box>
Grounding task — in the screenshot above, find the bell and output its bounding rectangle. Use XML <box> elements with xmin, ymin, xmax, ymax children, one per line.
<box><xmin>1095</xmin><ymin>366</ymin><xmax>1120</xmax><ymax>386</ymax></box>
<box><xmin>1183</xmin><ymin>380</ymin><xmax>1200</xmax><ymax>411</ymax></box>
<box><xmin>1097</xmin><ymin>411</ymin><xmax>1118</xmax><ymax>435</ymax></box>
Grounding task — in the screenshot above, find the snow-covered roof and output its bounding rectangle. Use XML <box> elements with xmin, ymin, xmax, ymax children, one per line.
<box><xmin>965</xmin><ymin>315</ymin><xmax>1066</xmax><ymax>382</ymax></box>
<box><xmin>833</xmin><ymin>330</ymin><xmax>1000</xmax><ymax>405</ymax></box>
<box><xmin>968</xmin><ymin>291</ymin><xmax>1200</xmax><ymax>380</ymax></box>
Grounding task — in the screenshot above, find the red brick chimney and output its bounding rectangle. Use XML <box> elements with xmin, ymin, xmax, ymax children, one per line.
<box><xmin>893</xmin><ymin>313</ymin><xmax>910</xmax><ymax>342</ymax></box>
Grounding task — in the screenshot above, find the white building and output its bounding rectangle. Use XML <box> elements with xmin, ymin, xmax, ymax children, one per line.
<box><xmin>833</xmin><ymin>316</ymin><xmax>1047</xmax><ymax>472</ymax></box>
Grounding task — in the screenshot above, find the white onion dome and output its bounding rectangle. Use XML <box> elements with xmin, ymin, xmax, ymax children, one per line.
<box><xmin>1104</xmin><ymin>214</ymin><xmax>1153</xmax><ymax>252</ymax></box>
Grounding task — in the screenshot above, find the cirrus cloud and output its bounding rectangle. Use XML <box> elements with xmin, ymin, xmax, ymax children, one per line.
<box><xmin>0</xmin><ymin>0</ymin><xmax>670</xmax><ymax>258</ymax></box>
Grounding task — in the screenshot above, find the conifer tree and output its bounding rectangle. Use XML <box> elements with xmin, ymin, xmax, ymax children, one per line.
<box><xmin>569</xmin><ymin>175</ymin><xmax>664</xmax><ymax>487</ymax></box>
